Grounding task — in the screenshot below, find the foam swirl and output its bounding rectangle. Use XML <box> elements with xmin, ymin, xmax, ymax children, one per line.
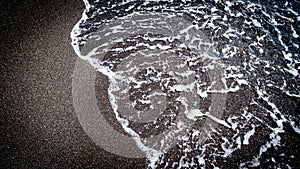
<box><xmin>71</xmin><ymin>1</ymin><xmax>300</xmax><ymax>168</ymax></box>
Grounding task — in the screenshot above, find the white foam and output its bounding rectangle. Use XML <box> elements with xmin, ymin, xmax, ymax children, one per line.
<box><xmin>243</xmin><ymin>124</ymin><xmax>255</xmax><ymax>145</ymax></box>
<box><xmin>71</xmin><ymin>0</ymin><xmax>300</xmax><ymax>168</ymax></box>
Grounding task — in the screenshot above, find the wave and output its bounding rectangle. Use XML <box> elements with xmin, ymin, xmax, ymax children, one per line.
<box><xmin>71</xmin><ymin>0</ymin><xmax>300</xmax><ymax>168</ymax></box>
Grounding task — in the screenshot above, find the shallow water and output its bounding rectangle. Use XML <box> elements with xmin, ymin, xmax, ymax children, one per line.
<box><xmin>71</xmin><ymin>0</ymin><xmax>299</xmax><ymax>168</ymax></box>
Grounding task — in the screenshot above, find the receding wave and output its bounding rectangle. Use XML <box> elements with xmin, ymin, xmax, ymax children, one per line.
<box><xmin>71</xmin><ymin>0</ymin><xmax>300</xmax><ymax>168</ymax></box>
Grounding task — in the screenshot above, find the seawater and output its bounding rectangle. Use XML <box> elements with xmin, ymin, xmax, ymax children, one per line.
<box><xmin>71</xmin><ymin>0</ymin><xmax>300</xmax><ymax>168</ymax></box>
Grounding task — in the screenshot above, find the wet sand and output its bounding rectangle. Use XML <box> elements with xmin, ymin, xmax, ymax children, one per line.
<box><xmin>0</xmin><ymin>0</ymin><xmax>145</xmax><ymax>168</ymax></box>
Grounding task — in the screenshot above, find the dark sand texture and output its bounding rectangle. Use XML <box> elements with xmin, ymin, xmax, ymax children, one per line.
<box><xmin>2</xmin><ymin>1</ymin><xmax>300</xmax><ymax>168</ymax></box>
<box><xmin>0</xmin><ymin>0</ymin><xmax>145</xmax><ymax>168</ymax></box>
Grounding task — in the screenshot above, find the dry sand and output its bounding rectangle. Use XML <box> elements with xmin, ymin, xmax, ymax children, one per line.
<box><xmin>0</xmin><ymin>0</ymin><xmax>145</xmax><ymax>168</ymax></box>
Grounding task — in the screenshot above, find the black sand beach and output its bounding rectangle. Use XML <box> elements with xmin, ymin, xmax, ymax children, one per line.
<box><xmin>1</xmin><ymin>0</ymin><xmax>300</xmax><ymax>168</ymax></box>
<box><xmin>0</xmin><ymin>0</ymin><xmax>145</xmax><ymax>168</ymax></box>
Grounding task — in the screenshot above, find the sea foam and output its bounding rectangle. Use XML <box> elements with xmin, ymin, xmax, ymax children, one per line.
<box><xmin>71</xmin><ymin>0</ymin><xmax>300</xmax><ymax>168</ymax></box>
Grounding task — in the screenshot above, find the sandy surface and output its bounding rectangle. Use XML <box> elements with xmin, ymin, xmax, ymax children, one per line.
<box><xmin>1</xmin><ymin>1</ymin><xmax>299</xmax><ymax>168</ymax></box>
<box><xmin>0</xmin><ymin>0</ymin><xmax>145</xmax><ymax>168</ymax></box>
